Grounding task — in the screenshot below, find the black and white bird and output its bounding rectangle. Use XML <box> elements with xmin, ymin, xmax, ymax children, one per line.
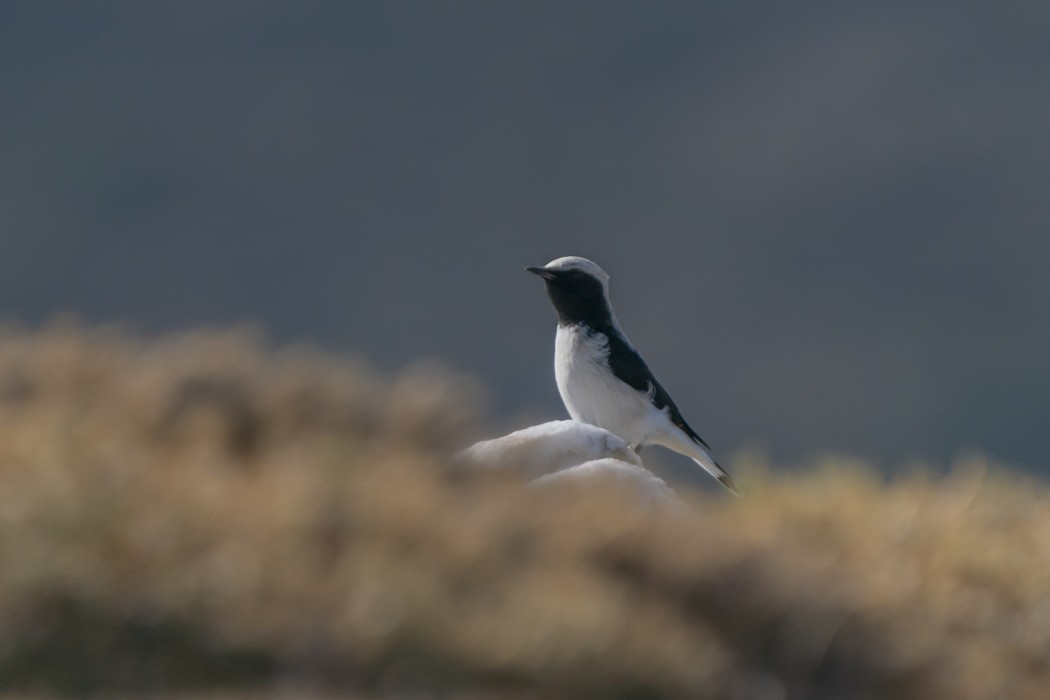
<box><xmin>526</xmin><ymin>256</ymin><xmax>742</xmax><ymax>496</ymax></box>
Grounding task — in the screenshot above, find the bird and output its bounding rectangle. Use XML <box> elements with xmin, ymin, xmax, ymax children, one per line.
<box><xmin>526</xmin><ymin>256</ymin><xmax>741</xmax><ymax>496</ymax></box>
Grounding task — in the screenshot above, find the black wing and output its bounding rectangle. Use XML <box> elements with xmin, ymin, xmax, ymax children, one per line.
<box><xmin>602</xmin><ymin>328</ymin><xmax>713</xmax><ymax>451</ymax></box>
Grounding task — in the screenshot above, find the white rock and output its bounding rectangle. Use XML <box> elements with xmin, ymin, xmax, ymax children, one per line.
<box><xmin>528</xmin><ymin>458</ymin><xmax>684</xmax><ymax>512</ymax></box>
<box><xmin>457</xmin><ymin>419</ymin><xmax>641</xmax><ymax>480</ymax></box>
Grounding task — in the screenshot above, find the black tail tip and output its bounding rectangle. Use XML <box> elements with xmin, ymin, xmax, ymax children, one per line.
<box><xmin>718</xmin><ymin>474</ymin><xmax>744</xmax><ymax>497</ymax></box>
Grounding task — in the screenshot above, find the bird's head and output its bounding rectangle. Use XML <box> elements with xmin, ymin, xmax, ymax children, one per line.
<box><xmin>526</xmin><ymin>256</ymin><xmax>612</xmax><ymax>325</ymax></box>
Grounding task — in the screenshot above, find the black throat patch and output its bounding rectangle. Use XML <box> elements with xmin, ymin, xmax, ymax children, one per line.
<box><xmin>542</xmin><ymin>271</ymin><xmax>613</xmax><ymax>327</ymax></box>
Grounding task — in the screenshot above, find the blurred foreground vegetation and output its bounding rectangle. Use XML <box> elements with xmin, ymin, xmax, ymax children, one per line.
<box><xmin>0</xmin><ymin>322</ymin><xmax>1047</xmax><ymax>699</ymax></box>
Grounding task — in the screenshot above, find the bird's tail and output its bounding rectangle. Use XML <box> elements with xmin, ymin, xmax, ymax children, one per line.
<box><xmin>654</xmin><ymin>430</ymin><xmax>743</xmax><ymax>496</ymax></box>
<box><xmin>697</xmin><ymin>455</ymin><xmax>747</xmax><ymax>497</ymax></box>
<box><xmin>706</xmin><ymin>459</ymin><xmax>743</xmax><ymax>497</ymax></box>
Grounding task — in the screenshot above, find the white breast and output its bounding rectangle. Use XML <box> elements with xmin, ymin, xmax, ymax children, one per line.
<box><xmin>553</xmin><ymin>325</ymin><xmax>656</xmax><ymax>447</ymax></box>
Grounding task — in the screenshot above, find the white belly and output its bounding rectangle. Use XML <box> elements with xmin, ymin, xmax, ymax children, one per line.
<box><xmin>554</xmin><ymin>325</ymin><xmax>656</xmax><ymax>447</ymax></box>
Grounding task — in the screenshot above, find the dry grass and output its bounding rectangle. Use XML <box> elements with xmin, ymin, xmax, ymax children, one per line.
<box><xmin>0</xmin><ymin>321</ymin><xmax>1047</xmax><ymax>699</ymax></box>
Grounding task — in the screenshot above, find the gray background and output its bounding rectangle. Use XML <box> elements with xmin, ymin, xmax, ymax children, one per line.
<box><xmin>3</xmin><ymin>2</ymin><xmax>1048</xmax><ymax>472</ymax></box>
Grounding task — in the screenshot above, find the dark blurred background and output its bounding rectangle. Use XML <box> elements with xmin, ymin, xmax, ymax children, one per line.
<box><xmin>3</xmin><ymin>2</ymin><xmax>1048</xmax><ymax>472</ymax></box>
